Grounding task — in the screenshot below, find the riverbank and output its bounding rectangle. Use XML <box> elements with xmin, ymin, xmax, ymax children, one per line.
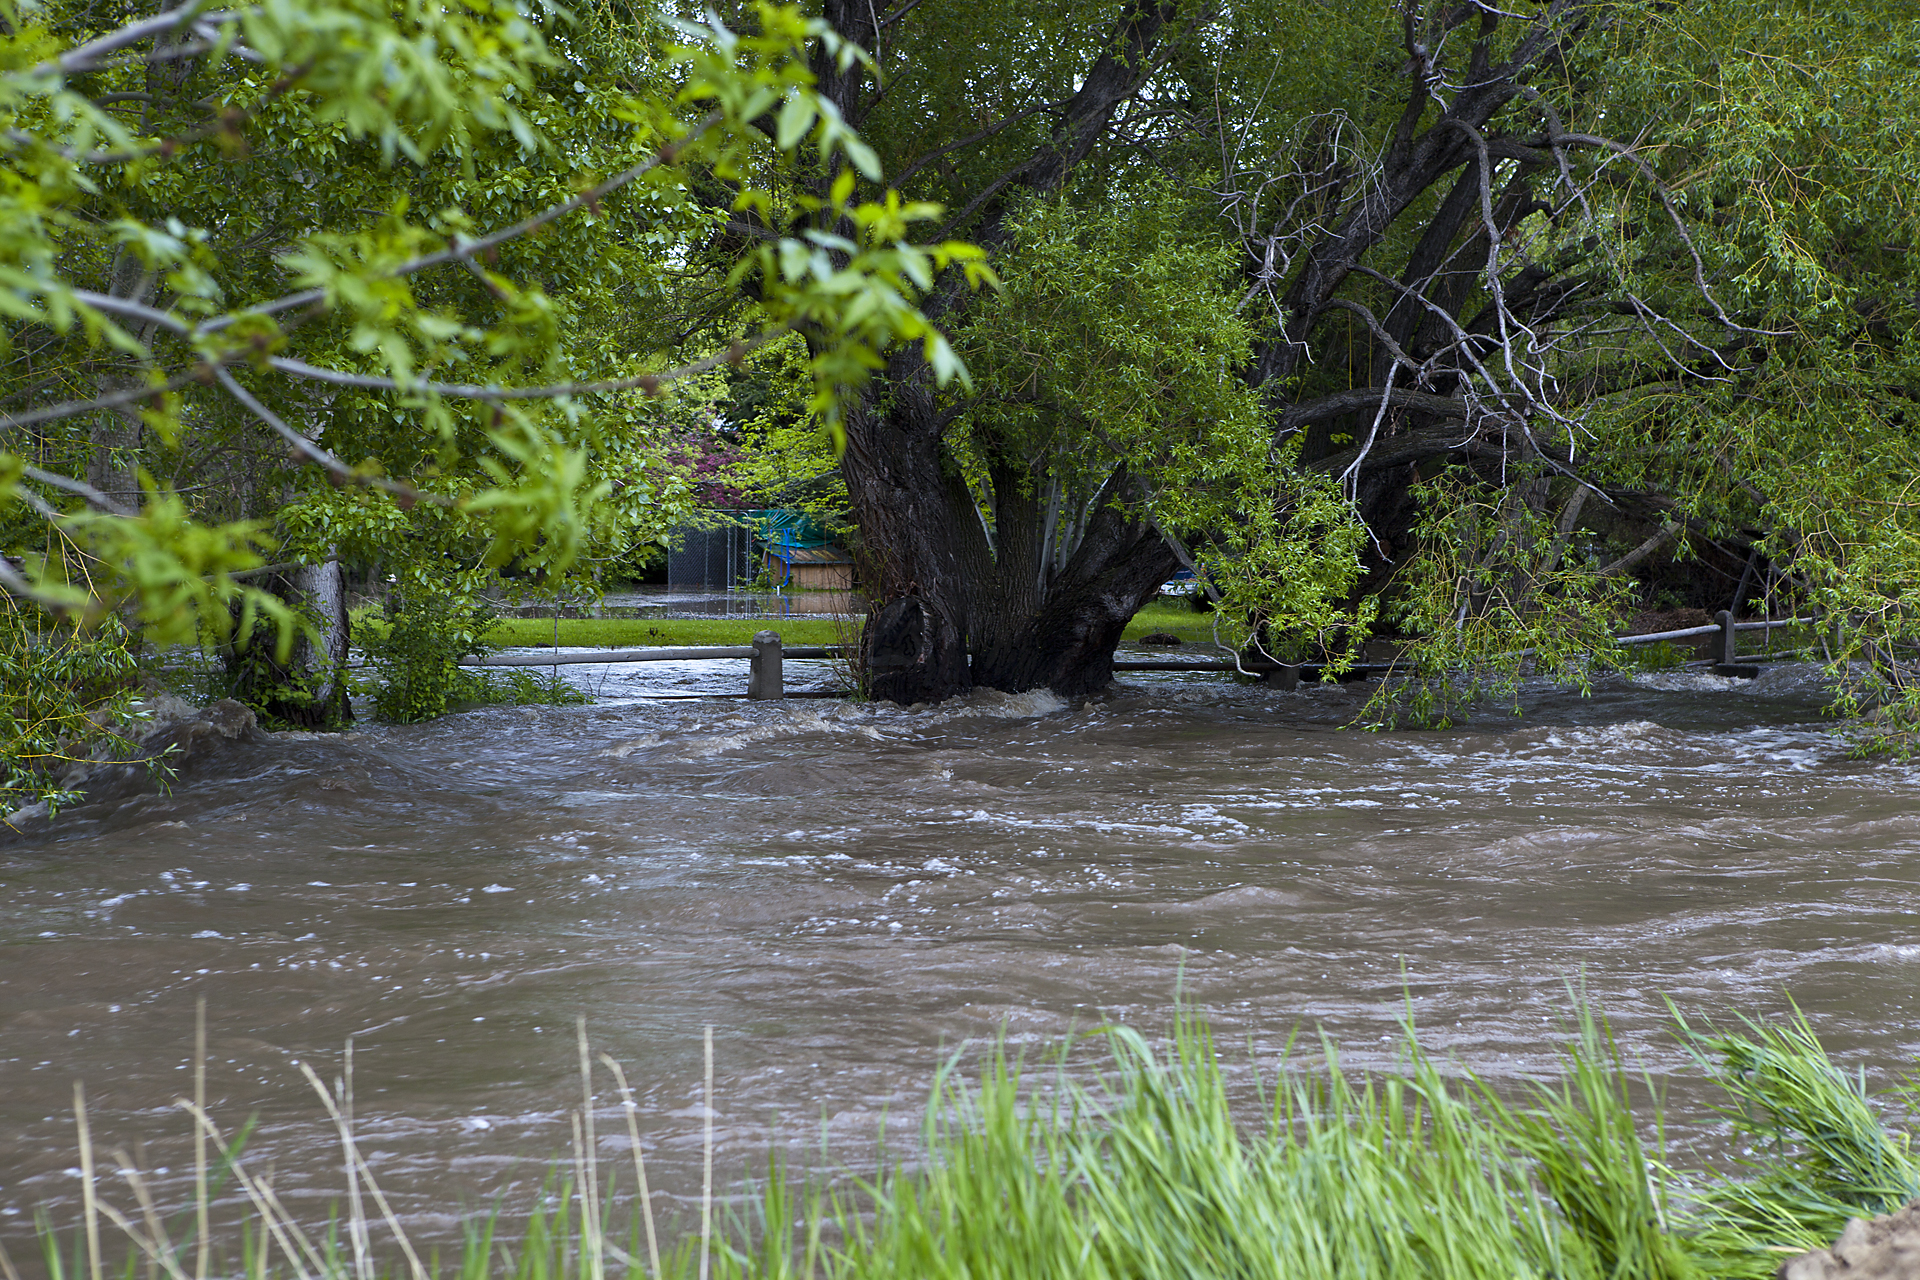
<box><xmin>27</xmin><ymin>1002</ymin><xmax>1917</xmax><ymax>1280</ymax></box>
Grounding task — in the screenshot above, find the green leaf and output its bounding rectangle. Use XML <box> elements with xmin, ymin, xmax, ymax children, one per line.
<box><xmin>776</xmin><ymin>90</ymin><xmax>816</xmax><ymax>151</ymax></box>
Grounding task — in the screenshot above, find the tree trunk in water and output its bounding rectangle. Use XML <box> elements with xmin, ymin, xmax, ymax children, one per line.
<box><xmin>808</xmin><ymin>0</ymin><xmax>1186</xmax><ymax>704</ymax></box>
<box><xmin>841</xmin><ymin>356</ymin><xmax>1178</xmax><ymax>703</ymax></box>
<box><xmin>223</xmin><ymin>559</ymin><xmax>352</xmax><ymax>728</ymax></box>
<box><xmin>841</xmin><ymin>357</ymin><xmax>979</xmax><ymax>704</ymax></box>
<box><xmin>967</xmin><ymin>465</ymin><xmax>1179</xmax><ymax>698</ymax></box>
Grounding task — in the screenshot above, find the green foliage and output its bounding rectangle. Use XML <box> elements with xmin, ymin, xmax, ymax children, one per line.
<box><xmin>62</xmin><ymin>490</ymin><xmax>297</xmax><ymax>652</ymax></box>
<box><xmin>796</xmin><ymin>1003</ymin><xmax>1915</xmax><ymax>1280</ymax></box>
<box><xmin>713</xmin><ymin>332</ymin><xmax>851</xmax><ymax>529</ymax></box>
<box><xmin>0</xmin><ymin>603</ymin><xmax>144</xmax><ymax>815</ymax></box>
<box><xmin>0</xmin><ymin>0</ymin><xmax>999</xmax><ymax>766</ymax></box>
<box><xmin>1478</xmin><ymin>1003</ymin><xmax>1701</xmax><ymax>1280</ymax></box>
<box><xmin>358</xmin><ymin>586</ymin><xmax>502</xmax><ymax>722</ymax></box>
<box><xmin>1368</xmin><ymin>479</ymin><xmax>1635</xmax><ymax>728</ymax></box>
<box><xmin>1557</xmin><ymin>0</ymin><xmax>1920</xmax><ymax>737</ymax></box>
<box><xmin>955</xmin><ymin>185</ymin><xmax>1375</xmax><ymax>656</ymax></box>
<box><xmin>1679</xmin><ymin>1006</ymin><xmax>1920</xmax><ymax>1274</ymax></box>
<box><xmin>7</xmin><ymin>0</ymin><xmax>1919</xmax><ymax>728</ymax></box>
<box><xmin>358</xmin><ymin>588</ymin><xmax>591</xmax><ymax>721</ymax></box>
<box><xmin>0</xmin><ymin>0</ymin><xmax>980</xmax><ymax>677</ymax></box>
<box><xmin>474</xmin><ymin>665</ymin><xmax>593</xmax><ymax>710</ymax></box>
<box><xmin>960</xmin><ymin>187</ymin><xmax>1253</xmax><ymax>462</ymax></box>
<box><xmin>1169</xmin><ymin>453</ymin><xmax>1378</xmax><ymax>673</ymax></box>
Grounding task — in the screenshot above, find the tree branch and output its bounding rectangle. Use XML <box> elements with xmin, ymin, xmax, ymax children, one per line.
<box><xmin>265</xmin><ymin>326</ymin><xmax>783</xmax><ymax>400</ymax></box>
<box><xmin>35</xmin><ymin>5</ymin><xmax>240</xmax><ymax>77</ymax></box>
<box><xmin>1597</xmin><ymin>519</ymin><xmax>1680</xmax><ymax>578</ymax></box>
<box><xmin>213</xmin><ymin>367</ymin><xmax>455</xmax><ymax>509</ymax></box>
<box><xmin>1277</xmin><ymin>386</ymin><xmax>1467</xmax><ymax>434</ymax></box>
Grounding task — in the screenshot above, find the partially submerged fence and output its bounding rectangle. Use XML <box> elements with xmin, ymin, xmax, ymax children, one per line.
<box><xmin>460</xmin><ymin>611</ymin><xmax>1812</xmax><ymax>700</ymax></box>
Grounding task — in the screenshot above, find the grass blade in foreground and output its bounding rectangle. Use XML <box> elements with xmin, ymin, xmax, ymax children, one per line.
<box><xmin>28</xmin><ymin>998</ymin><xmax>1919</xmax><ymax>1279</ymax></box>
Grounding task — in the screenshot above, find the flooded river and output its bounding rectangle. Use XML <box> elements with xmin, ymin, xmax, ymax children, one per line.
<box><xmin>3</xmin><ymin>655</ymin><xmax>1918</xmax><ymax>1253</ymax></box>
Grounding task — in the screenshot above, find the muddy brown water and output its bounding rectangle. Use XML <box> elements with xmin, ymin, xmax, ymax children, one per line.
<box><xmin>3</xmin><ymin>656</ymin><xmax>1918</xmax><ymax>1258</ymax></box>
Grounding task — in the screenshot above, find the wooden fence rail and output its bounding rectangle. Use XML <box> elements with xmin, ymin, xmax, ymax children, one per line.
<box><xmin>458</xmin><ymin>612</ymin><xmax>1816</xmax><ymax>700</ymax></box>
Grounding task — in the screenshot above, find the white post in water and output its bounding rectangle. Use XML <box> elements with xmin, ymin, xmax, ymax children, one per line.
<box><xmin>1715</xmin><ymin>609</ymin><xmax>1737</xmax><ymax>666</ymax></box>
<box><xmin>749</xmin><ymin>630</ymin><xmax>784</xmax><ymax>699</ymax></box>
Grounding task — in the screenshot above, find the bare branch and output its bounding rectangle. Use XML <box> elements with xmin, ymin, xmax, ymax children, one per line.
<box><xmin>33</xmin><ymin>6</ymin><xmax>241</xmax><ymax>77</ymax></box>
<box><xmin>69</xmin><ymin>290</ymin><xmax>192</xmax><ymax>335</ymax></box>
<box><xmin>0</xmin><ymin>369</ymin><xmax>199</xmax><ymax>432</ymax></box>
<box><xmin>1545</xmin><ymin>131</ymin><xmax>1780</xmax><ymax>337</ymax></box>
<box><xmin>893</xmin><ymin>100</ymin><xmax>1055</xmax><ymax>189</ymax></box>
<box><xmin>265</xmin><ymin>326</ymin><xmax>783</xmax><ymax>400</ymax></box>
<box><xmin>1276</xmin><ymin>386</ymin><xmax>1467</xmax><ymax>433</ymax></box>
<box><xmin>1538</xmin><ymin>482</ymin><xmax>1590</xmax><ymax>576</ymax></box>
<box><xmin>20</xmin><ymin>464</ymin><xmax>135</xmax><ymax>516</ymax></box>
<box><xmin>1597</xmin><ymin>518</ymin><xmax>1680</xmax><ymax>578</ymax></box>
<box><xmin>1316</xmin><ymin>297</ymin><xmax>1417</xmax><ymax>372</ymax></box>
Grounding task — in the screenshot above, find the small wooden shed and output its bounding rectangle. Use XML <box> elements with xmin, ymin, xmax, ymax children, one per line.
<box><xmin>765</xmin><ymin>543</ymin><xmax>855</xmax><ymax>591</ymax></box>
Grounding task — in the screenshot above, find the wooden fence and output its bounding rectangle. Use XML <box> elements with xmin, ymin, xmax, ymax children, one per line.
<box><xmin>460</xmin><ymin>612</ymin><xmax>1811</xmax><ymax>700</ymax></box>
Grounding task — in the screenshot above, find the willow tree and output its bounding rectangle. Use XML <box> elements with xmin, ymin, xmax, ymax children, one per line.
<box><xmin>782</xmin><ymin>0</ymin><xmax>1654</xmax><ymax>702</ymax></box>
<box><xmin>1565</xmin><ymin>0</ymin><xmax>1920</xmax><ymax>736</ymax></box>
<box><xmin>784</xmin><ymin>0</ymin><xmax>1917</xmax><ymax>716</ymax></box>
<box><xmin>770</xmin><ymin>0</ymin><xmax>1223</xmax><ymax>702</ymax></box>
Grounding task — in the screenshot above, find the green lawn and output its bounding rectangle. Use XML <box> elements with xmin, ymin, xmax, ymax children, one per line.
<box><xmin>1121</xmin><ymin>598</ymin><xmax>1226</xmax><ymax>644</ymax></box>
<box><xmin>377</xmin><ymin>602</ymin><xmax>1813</xmax><ymax>658</ymax></box>
<box><xmin>482</xmin><ymin>615</ymin><xmax>849</xmax><ymax>648</ymax></box>
<box><xmin>479</xmin><ymin>598</ymin><xmax>1220</xmax><ymax>650</ymax></box>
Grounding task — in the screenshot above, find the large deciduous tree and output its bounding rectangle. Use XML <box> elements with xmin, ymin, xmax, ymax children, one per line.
<box><xmin>791</xmin><ymin>0</ymin><xmax>1918</xmax><ymax>720</ymax></box>
<box><xmin>790</xmin><ymin>0</ymin><xmax>1653</xmax><ymax>703</ymax></box>
<box><xmin>802</xmin><ymin>0</ymin><xmax>1207</xmax><ymax>703</ymax></box>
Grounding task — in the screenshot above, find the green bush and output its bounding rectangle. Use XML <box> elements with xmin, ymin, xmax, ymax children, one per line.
<box><xmin>0</xmin><ymin>605</ymin><xmax>146</xmax><ymax>816</ymax></box>
<box><xmin>359</xmin><ymin>590</ymin><xmax>503</xmax><ymax>723</ymax></box>
<box><xmin>359</xmin><ymin>590</ymin><xmax>590</xmax><ymax>721</ymax></box>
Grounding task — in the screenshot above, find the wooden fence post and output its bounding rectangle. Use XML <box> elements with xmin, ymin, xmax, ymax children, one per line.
<box><xmin>1265</xmin><ymin>664</ymin><xmax>1300</xmax><ymax>690</ymax></box>
<box><xmin>1714</xmin><ymin>610</ymin><xmax>1737</xmax><ymax>666</ymax></box>
<box><xmin>748</xmin><ymin>630</ymin><xmax>784</xmax><ymax>700</ymax></box>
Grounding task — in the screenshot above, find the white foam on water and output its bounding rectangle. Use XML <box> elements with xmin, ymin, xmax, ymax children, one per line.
<box><xmin>912</xmin><ymin>687</ymin><xmax>1070</xmax><ymax>721</ymax></box>
<box><xmin>1629</xmin><ymin>672</ymin><xmax>1748</xmax><ymax>692</ymax></box>
<box><xmin>1179</xmin><ymin>804</ymin><xmax>1250</xmax><ymax>831</ymax></box>
<box><xmin>1518</xmin><ymin>721</ymin><xmax>1673</xmax><ymax>753</ymax></box>
<box><xmin>594</xmin><ymin>733</ymin><xmax>661</xmax><ymax>758</ymax></box>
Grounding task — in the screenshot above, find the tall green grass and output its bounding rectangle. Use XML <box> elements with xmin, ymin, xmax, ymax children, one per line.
<box><xmin>21</xmin><ymin>999</ymin><xmax>1917</xmax><ymax>1280</ymax></box>
<box><xmin>1676</xmin><ymin>1006</ymin><xmax>1920</xmax><ymax>1271</ymax></box>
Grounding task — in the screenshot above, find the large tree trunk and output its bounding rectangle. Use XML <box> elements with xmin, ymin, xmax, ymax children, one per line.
<box><xmin>820</xmin><ymin>0</ymin><xmax>1185</xmax><ymax>703</ymax></box>
<box><xmin>840</xmin><ymin>351</ymin><xmax>1179</xmax><ymax>702</ymax></box>
<box><xmin>223</xmin><ymin>558</ymin><xmax>352</xmax><ymax>728</ymax></box>
<box><xmin>840</xmin><ymin>356</ymin><xmax>977</xmax><ymax>704</ymax></box>
<box><xmin>967</xmin><ymin>464</ymin><xmax>1179</xmax><ymax>697</ymax></box>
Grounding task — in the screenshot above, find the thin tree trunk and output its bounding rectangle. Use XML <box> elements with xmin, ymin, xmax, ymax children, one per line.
<box><xmin>87</xmin><ymin>248</ymin><xmax>155</xmax><ymax>505</ymax></box>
